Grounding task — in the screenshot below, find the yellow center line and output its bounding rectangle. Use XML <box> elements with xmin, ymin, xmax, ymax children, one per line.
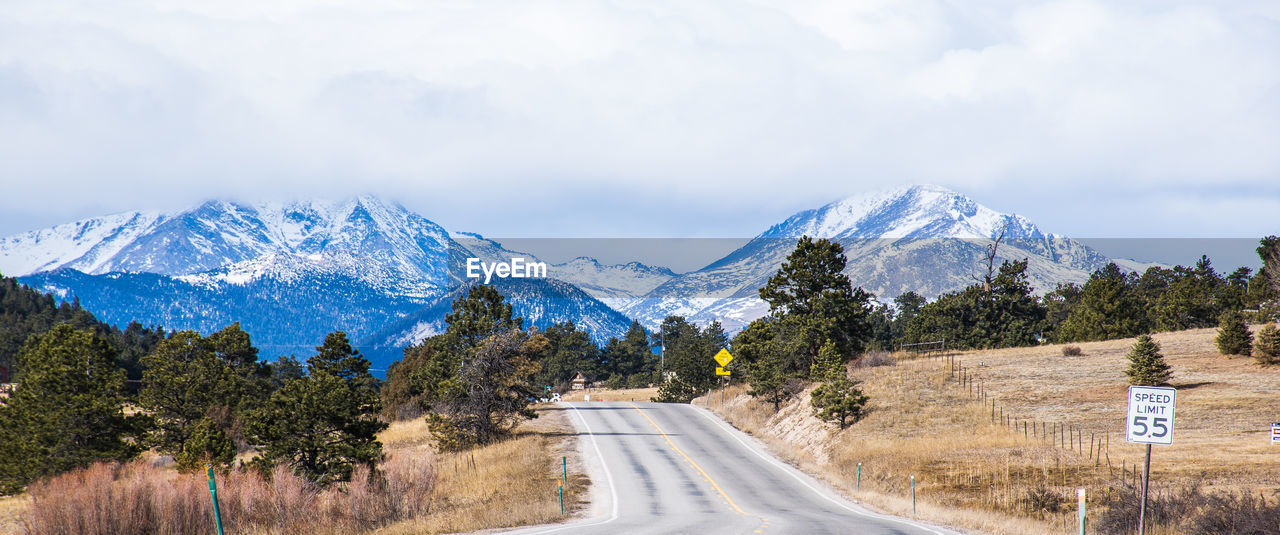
<box><xmin>627</xmin><ymin>402</ymin><xmax>768</xmax><ymax>529</ymax></box>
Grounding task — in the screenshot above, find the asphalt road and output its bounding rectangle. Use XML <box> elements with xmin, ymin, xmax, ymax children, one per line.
<box><xmin>507</xmin><ymin>401</ymin><xmax>958</xmax><ymax>535</ymax></box>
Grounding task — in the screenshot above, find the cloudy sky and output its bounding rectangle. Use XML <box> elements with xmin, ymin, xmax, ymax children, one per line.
<box><xmin>1</xmin><ymin>0</ymin><xmax>1277</xmax><ymax>243</ymax></box>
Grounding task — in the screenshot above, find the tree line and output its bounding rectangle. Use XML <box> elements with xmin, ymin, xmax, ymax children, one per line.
<box><xmin>0</xmin><ymin>321</ymin><xmax>383</xmax><ymax>494</ymax></box>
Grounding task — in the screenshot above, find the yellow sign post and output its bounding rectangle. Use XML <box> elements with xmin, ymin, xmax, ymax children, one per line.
<box><xmin>714</xmin><ymin>348</ymin><xmax>734</xmax><ymax>375</ymax></box>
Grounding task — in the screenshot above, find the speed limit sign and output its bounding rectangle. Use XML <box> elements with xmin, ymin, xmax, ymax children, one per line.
<box><xmin>1126</xmin><ymin>386</ymin><xmax>1176</xmax><ymax>445</ymax></box>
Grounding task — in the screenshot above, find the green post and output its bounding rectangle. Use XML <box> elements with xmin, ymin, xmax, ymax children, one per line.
<box><xmin>558</xmin><ymin>485</ymin><xmax>564</xmax><ymax>516</ymax></box>
<box><xmin>206</xmin><ymin>464</ymin><xmax>225</xmax><ymax>535</ymax></box>
<box><xmin>910</xmin><ymin>475</ymin><xmax>916</xmax><ymax>515</ymax></box>
<box><xmin>1078</xmin><ymin>488</ymin><xmax>1086</xmax><ymax>535</ymax></box>
<box><xmin>856</xmin><ymin>462</ymin><xmax>861</xmax><ymax>490</ymax></box>
<box><xmin>563</xmin><ymin>456</ymin><xmax>568</xmax><ymax>487</ymax></box>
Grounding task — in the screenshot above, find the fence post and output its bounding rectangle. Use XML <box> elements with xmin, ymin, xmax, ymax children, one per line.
<box><xmin>205</xmin><ymin>464</ymin><xmax>225</xmax><ymax>535</ymax></box>
<box><xmin>558</xmin><ymin>485</ymin><xmax>564</xmax><ymax>516</ymax></box>
<box><xmin>857</xmin><ymin>462</ymin><xmax>862</xmax><ymax>490</ymax></box>
<box><xmin>563</xmin><ymin>456</ymin><xmax>568</xmax><ymax>487</ymax></box>
<box><xmin>1077</xmin><ymin>488</ymin><xmax>1087</xmax><ymax>535</ymax></box>
<box><xmin>910</xmin><ymin>475</ymin><xmax>916</xmax><ymax>515</ymax></box>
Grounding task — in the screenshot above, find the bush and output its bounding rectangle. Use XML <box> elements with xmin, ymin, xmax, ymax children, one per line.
<box><xmin>1215</xmin><ymin>310</ymin><xmax>1253</xmax><ymax>356</ymax></box>
<box><xmin>810</xmin><ymin>378</ymin><xmax>869</xmax><ymax>429</ymax></box>
<box><xmin>1094</xmin><ymin>483</ymin><xmax>1280</xmax><ymax>535</ymax></box>
<box><xmin>1254</xmin><ymin>323</ymin><xmax>1280</xmax><ymax>365</ymax></box>
<box><xmin>852</xmin><ymin>351</ymin><xmax>895</xmax><ymax>368</ymax></box>
<box><xmin>605</xmin><ymin>374</ymin><xmax>625</xmax><ymax>390</ymax></box>
<box><xmin>1061</xmin><ymin>345</ymin><xmax>1083</xmax><ymax>356</ymax></box>
<box><xmin>25</xmin><ymin>455</ymin><xmax>436</xmax><ymax>535</ymax></box>
<box><xmin>625</xmin><ymin>373</ymin><xmax>651</xmax><ymax>389</ymax></box>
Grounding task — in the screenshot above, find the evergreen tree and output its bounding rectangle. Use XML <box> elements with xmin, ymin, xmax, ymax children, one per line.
<box><xmin>810</xmin><ymin>378</ymin><xmax>869</xmax><ymax>429</ymax></box>
<box><xmin>745</xmin><ymin>353</ymin><xmax>792</xmax><ymax>410</ymax></box>
<box><xmin>0</xmin><ymin>325</ymin><xmax>142</xmax><ymax>494</ymax></box>
<box><xmin>535</xmin><ymin>322</ymin><xmax>598</xmax><ymax>388</ymax></box>
<box><xmin>427</xmin><ymin>329</ymin><xmax>542</xmax><ymax>451</ymax></box>
<box><xmin>810</xmin><ymin>340</ymin><xmax>845</xmax><ymax>381</ymax></box>
<box><xmin>757</xmin><ymin>237</ymin><xmax>872</xmax><ymax>374</ymax></box>
<box><xmin>1153</xmin><ymin>257</ymin><xmax>1225</xmax><ymax>331</ymax></box>
<box><xmin>173</xmin><ymin>417</ymin><xmax>236</xmax><ymax>471</ymax></box>
<box><xmin>399</xmin><ymin>285</ymin><xmax>526</xmax><ymax>415</ymax></box>
<box><xmin>903</xmin><ymin>260</ymin><xmax>1046</xmax><ymax>350</ymax></box>
<box><xmin>139</xmin><ymin>330</ymin><xmax>240</xmax><ymax>463</ymax></box>
<box><xmin>1215</xmin><ymin>310</ymin><xmax>1253</xmax><ymax>356</ymax></box>
<box><xmin>1057</xmin><ymin>264</ymin><xmax>1146</xmax><ymax>342</ymax></box>
<box><xmin>654</xmin><ymin>318</ymin><xmax>720</xmax><ymax>403</ymax></box>
<box><xmin>1259</xmin><ymin>236</ymin><xmax>1280</xmax><ymax>296</ymax></box>
<box><xmin>1253</xmin><ymin>323</ymin><xmax>1280</xmax><ymax>366</ymax></box>
<box><xmin>248</xmin><ymin>331</ymin><xmax>386</xmax><ymax>485</ymax></box>
<box><xmin>1126</xmin><ymin>335</ymin><xmax>1172</xmax><ymax>386</ymax></box>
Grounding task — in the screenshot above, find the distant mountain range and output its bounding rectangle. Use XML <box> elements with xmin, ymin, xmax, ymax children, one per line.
<box><xmin>0</xmin><ymin>185</ymin><xmax>1145</xmax><ymax>369</ymax></box>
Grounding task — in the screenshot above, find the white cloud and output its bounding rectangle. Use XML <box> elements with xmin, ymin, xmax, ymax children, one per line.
<box><xmin>0</xmin><ymin>0</ymin><xmax>1276</xmax><ymax>238</ymax></box>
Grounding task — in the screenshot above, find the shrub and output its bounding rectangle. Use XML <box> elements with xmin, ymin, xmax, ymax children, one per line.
<box><xmin>24</xmin><ymin>455</ymin><xmax>436</xmax><ymax>535</ymax></box>
<box><xmin>810</xmin><ymin>378</ymin><xmax>869</xmax><ymax>429</ymax></box>
<box><xmin>1254</xmin><ymin>323</ymin><xmax>1280</xmax><ymax>365</ymax></box>
<box><xmin>1094</xmin><ymin>483</ymin><xmax>1280</xmax><ymax>535</ymax></box>
<box><xmin>853</xmin><ymin>351</ymin><xmax>895</xmax><ymax>368</ymax></box>
<box><xmin>1061</xmin><ymin>345</ymin><xmax>1083</xmax><ymax>356</ymax></box>
<box><xmin>606</xmin><ymin>374</ymin><xmax>625</xmax><ymax>390</ymax></box>
<box><xmin>1215</xmin><ymin>310</ymin><xmax>1253</xmax><ymax>356</ymax></box>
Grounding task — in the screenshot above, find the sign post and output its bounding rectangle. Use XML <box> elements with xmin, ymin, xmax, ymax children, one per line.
<box><xmin>1271</xmin><ymin>423</ymin><xmax>1280</xmax><ymax>445</ymax></box>
<box><xmin>1125</xmin><ymin>385</ymin><xmax>1176</xmax><ymax>535</ymax></box>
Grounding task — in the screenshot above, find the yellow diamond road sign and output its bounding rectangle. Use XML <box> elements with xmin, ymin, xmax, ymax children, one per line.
<box><xmin>713</xmin><ymin>348</ymin><xmax>734</xmax><ymax>367</ymax></box>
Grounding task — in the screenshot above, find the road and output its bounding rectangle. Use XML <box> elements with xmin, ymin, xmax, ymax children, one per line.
<box><xmin>507</xmin><ymin>401</ymin><xmax>958</xmax><ymax>535</ymax></box>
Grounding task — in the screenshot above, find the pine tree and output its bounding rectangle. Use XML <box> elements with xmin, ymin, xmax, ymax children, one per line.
<box><xmin>746</xmin><ymin>353</ymin><xmax>792</xmax><ymax>410</ymax></box>
<box><xmin>1215</xmin><ymin>310</ymin><xmax>1253</xmax><ymax>357</ymax></box>
<box><xmin>427</xmin><ymin>329</ymin><xmax>542</xmax><ymax>451</ymax></box>
<box><xmin>1126</xmin><ymin>335</ymin><xmax>1172</xmax><ymax>386</ymax></box>
<box><xmin>139</xmin><ymin>331</ymin><xmax>239</xmax><ymax>460</ymax></box>
<box><xmin>810</xmin><ymin>340</ymin><xmax>845</xmax><ymax>381</ymax></box>
<box><xmin>248</xmin><ymin>331</ymin><xmax>386</xmax><ymax>485</ymax></box>
<box><xmin>1253</xmin><ymin>323</ymin><xmax>1280</xmax><ymax>366</ymax></box>
<box><xmin>0</xmin><ymin>325</ymin><xmax>143</xmax><ymax>494</ymax></box>
<box><xmin>810</xmin><ymin>378</ymin><xmax>869</xmax><ymax>429</ymax></box>
<box><xmin>757</xmin><ymin>237</ymin><xmax>872</xmax><ymax>374</ymax></box>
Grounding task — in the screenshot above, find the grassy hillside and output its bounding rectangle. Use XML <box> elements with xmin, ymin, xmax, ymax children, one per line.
<box><xmin>702</xmin><ymin>327</ymin><xmax>1280</xmax><ymax>534</ymax></box>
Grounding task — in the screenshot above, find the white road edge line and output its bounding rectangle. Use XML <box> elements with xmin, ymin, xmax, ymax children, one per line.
<box><xmin>691</xmin><ymin>405</ymin><xmax>952</xmax><ymax>535</ymax></box>
<box><xmin>516</xmin><ymin>403</ymin><xmax>619</xmax><ymax>535</ymax></box>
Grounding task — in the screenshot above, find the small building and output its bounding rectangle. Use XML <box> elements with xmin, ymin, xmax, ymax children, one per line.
<box><xmin>570</xmin><ymin>372</ymin><xmax>586</xmax><ymax>390</ymax></box>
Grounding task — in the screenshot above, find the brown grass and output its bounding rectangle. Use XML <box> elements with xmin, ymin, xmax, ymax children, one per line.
<box><xmin>7</xmin><ymin>406</ymin><xmax>583</xmax><ymax>535</ymax></box>
<box><xmin>0</xmin><ymin>495</ymin><xmax>30</xmax><ymax>535</ymax></box>
<box><xmin>704</xmin><ymin>327</ymin><xmax>1280</xmax><ymax>534</ymax></box>
<box><xmin>557</xmin><ymin>386</ymin><xmax>659</xmax><ymax>402</ymax></box>
<box><xmin>372</xmin><ymin>405</ymin><xmax>588</xmax><ymax>534</ymax></box>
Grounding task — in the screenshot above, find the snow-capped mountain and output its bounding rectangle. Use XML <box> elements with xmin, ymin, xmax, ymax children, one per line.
<box><xmin>622</xmin><ymin>184</ymin><xmax>1112</xmax><ymax>331</ymax></box>
<box><xmin>0</xmin><ymin>197</ymin><xmax>456</xmax><ymax>296</ymax></box>
<box><xmin>3</xmin><ymin>197</ymin><xmax>654</xmax><ymax>371</ymax></box>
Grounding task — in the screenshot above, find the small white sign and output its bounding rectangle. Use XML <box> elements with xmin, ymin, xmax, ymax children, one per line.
<box><xmin>1271</xmin><ymin>423</ymin><xmax>1279</xmax><ymax>445</ymax></box>
<box><xmin>550</xmin><ymin>393</ymin><xmax>561</xmax><ymax>403</ymax></box>
<box><xmin>1126</xmin><ymin>386</ymin><xmax>1176</xmax><ymax>445</ymax></box>
<box><xmin>584</xmin><ymin>394</ymin><xmax>590</xmax><ymax>402</ymax></box>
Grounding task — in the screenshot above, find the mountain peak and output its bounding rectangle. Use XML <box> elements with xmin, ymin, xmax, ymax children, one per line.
<box><xmin>760</xmin><ymin>184</ymin><xmax>1037</xmax><ymax>242</ymax></box>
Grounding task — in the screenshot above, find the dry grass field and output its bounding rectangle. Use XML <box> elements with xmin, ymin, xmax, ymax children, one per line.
<box><xmin>703</xmin><ymin>327</ymin><xmax>1280</xmax><ymax>534</ymax></box>
<box><xmin>373</xmin><ymin>405</ymin><xmax>589</xmax><ymax>534</ymax></box>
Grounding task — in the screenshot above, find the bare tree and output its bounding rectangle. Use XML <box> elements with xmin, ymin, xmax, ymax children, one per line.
<box><xmin>973</xmin><ymin>223</ymin><xmax>1009</xmax><ymax>293</ymax></box>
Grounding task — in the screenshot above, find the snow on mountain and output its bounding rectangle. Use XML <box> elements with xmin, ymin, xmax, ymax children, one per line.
<box><xmin>0</xmin><ymin>210</ymin><xmax>169</xmax><ymax>277</ymax></box>
<box><xmin>549</xmin><ymin>257</ymin><xmax>676</xmax><ymax>299</ymax></box>
<box><xmin>0</xmin><ymin>197</ymin><xmax>457</xmax><ymax>294</ymax></box>
<box><xmin>624</xmin><ymin>184</ymin><xmax>1112</xmax><ymax>331</ymax></box>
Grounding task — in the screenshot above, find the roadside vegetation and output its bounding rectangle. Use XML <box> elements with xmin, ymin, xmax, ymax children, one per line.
<box><xmin>706</xmin><ymin>328</ymin><xmax>1280</xmax><ymax>534</ymax></box>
